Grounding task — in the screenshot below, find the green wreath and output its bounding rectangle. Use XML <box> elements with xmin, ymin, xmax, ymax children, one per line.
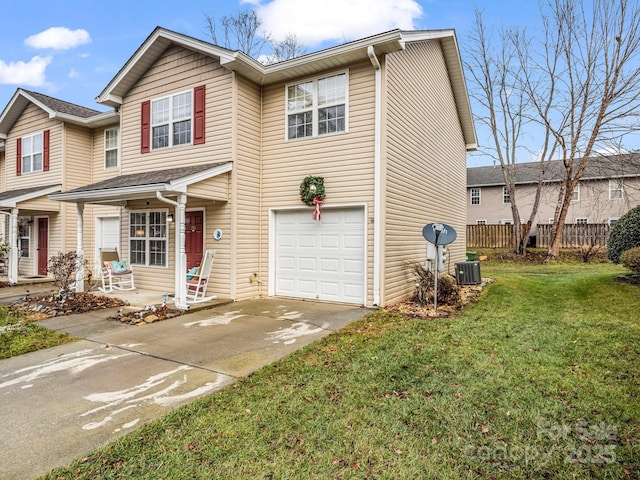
<box><xmin>299</xmin><ymin>176</ymin><xmax>325</xmax><ymax>206</ymax></box>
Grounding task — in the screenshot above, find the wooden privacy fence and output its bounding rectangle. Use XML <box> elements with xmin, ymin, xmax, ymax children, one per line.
<box><xmin>536</xmin><ymin>223</ymin><xmax>611</xmax><ymax>248</ymax></box>
<box><xmin>466</xmin><ymin>224</ymin><xmax>515</xmax><ymax>248</ymax></box>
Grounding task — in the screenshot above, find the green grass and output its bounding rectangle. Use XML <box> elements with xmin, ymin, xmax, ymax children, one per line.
<box><xmin>0</xmin><ymin>306</ymin><xmax>76</xmax><ymax>359</ymax></box>
<box><xmin>43</xmin><ymin>261</ymin><xmax>639</xmax><ymax>479</ymax></box>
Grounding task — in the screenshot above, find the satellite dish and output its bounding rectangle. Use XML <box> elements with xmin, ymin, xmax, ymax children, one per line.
<box><xmin>422</xmin><ymin>223</ymin><xmax>457</xmax><ymax>245</ymax></box>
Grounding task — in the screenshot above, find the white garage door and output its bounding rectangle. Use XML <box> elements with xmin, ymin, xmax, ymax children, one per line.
<box><xmin>275</xmin><ymin>207</ymin><xmax>365</xmax><ymax>304</ymax></box>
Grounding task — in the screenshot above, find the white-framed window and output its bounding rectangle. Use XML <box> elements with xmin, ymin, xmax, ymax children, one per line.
<box><xmin>476</xmin><ymin>219</ymin><xmax>487</xmax><ymax>225</ymax></box>
<box><xmin>104</xmin><ymin>128</ymin><xmax>119</xmax><ymax>169</ymax></box>
<box><xmin>21</xmin><ymin>132</ymin><xmax>43</xmax><ymax>174</ymax></box>
<box><xmin>151</xmin><ymin>90</ymin><xmax>192</xmax><ymax>149</ymax></box>
<box><xmin>548</xmin><ymin>218</ymin><xmax>555</xmax><ymax>224</ymax></box>
<box><xmin>575</xmin><ymin>218</ymin><xmax>588</xmax><ymax>224</ymax></box>
<box><xmin>502</xmin><ymin>186</ymin><xmax>510</xmax><ymax>204</ymax></box>
<box><xmin>129</xmin><ymin>210</ymin><xmax>168</xmax><ymax>267</ymax></box>
<box><xmin>572</xmin><ymin>183</ymin><xmax>580</xmax><ymax>202</ymax></box>
<box><xmin>18</xmin><ymin>217</ymin><xmax>31</xmax><ymax>257</ymax></box>
<box><xmin>609</xmin><ymin>217</ymin><xmax>619</xmax><ymax>226</ymax></box>
<box><xmin>609</xmin><ymin>179</ymin><xmax>623</xmax><ymax>200</ymax></box>
<box><xmin>502</xmin><ymin>218</ymin><xmax>513</xmax><ymax>225</ymax></box>
<box><xmin>286</xmin><ymin>71</ymin><xmax>347</xmax><ymax>140</ymax></box>
<box><xmin>470</xmin><ymin>187</ymin><xmax>481</xmax><ymax>205</ymax></box>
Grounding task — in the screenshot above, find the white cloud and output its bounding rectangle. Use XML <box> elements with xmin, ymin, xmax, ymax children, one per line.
<box><xmin>255</xmin><ymin>0</ymin><xmax>423</xmax><ymax>46</ymax></box>
<box><xmin>25</xmin><ymin>27</ymin><xmax>91</xmax><ymax>50</ymax></box>
<box><xmin>0</xmin><ymin>56</ymin><xmax>51</xmax><ymax>86</ymax></box>
<box><xmin>68</xmin><ymin>69</ymin><xmax>79</xmax><ymax>79</ymax></box>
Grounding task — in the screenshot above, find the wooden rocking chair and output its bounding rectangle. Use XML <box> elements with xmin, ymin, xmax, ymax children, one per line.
<box><xmin>186</xmin><ymin>249</ymin><xmax>216</xmax><ymax>303</ymax></box>
<box><xmin>99</xmin><ymin>248</ymin><xmax>135</xmax><ymax>293</ymax></box>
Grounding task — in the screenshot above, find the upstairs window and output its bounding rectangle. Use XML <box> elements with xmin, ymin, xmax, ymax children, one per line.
<box><xmin>470</xmin><ymin>187</ymin><xmax>481</xmax><ymax>205</ymax></box>
<box><xmin>502</xmin><ymin>187</ymin><xmax>511</xmax><ymax>204</ymax></box>
<box><xmin>576</xmin><ymin>218</ymin><xmax>588</xmax><ymax>224</ymax></box>
<box><xmin>572</xmin><ymin>183</ymin><xmax>580</xmax><ymax>201</ymax></box>
<box><xmin>105</xmin><ymin>128</ymin><xmax>119</xmax><ymax>168</ymax></box>
<box><xmin>476</xmin><ymin>219</ymin><xmax>487</xmax><ymax>225</ymax></box>
<box><xmin>609</xmin><ymin>179</ymin><xmax>623</xmax><ymax>200</ymax></box>
<box><xmin>141</xmin><ymin>85</ymin><xmax>205</xmax><ymax>153</ymax></box>
<box><xmin>287</xmin><ymin>71</ymin><xmax>347</xmax><ymax>140</ymax></box>
<box><xmin>21</xmin><ymin>133</ymin><xmax>43</xmax><ymax>174</ymax></box>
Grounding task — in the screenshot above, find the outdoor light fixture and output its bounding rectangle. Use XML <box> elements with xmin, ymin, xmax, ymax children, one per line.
<box><xmin>167</xmin><ymin>214</ymin><xmax>174</xmax><ymax>222</ymax></box>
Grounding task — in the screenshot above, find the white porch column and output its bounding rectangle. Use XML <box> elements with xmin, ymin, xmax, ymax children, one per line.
<box><xmin>75</xmin><ymin>202</ymin><xmax>85</xmax><ymax>292</ymax></box>
<box><xmin>9</xmin><ymin>208</ymin><xmax>18</xmax><ymax>285</ymax></box>
<box><xmin>175</xmin><ymin>194</ymin><xmax>187</xmax><ymax>308</ymax></box>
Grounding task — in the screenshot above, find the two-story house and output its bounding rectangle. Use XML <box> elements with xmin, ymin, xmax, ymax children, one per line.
<box><xmin>4</xmin><ymin>27</ymin><xmax>476</xmax><ymax>308</ymax></box>
<box><xmin>467</xmin><ymin>155</ymin><xmax>640</xmax><ymax>231</ymax></box>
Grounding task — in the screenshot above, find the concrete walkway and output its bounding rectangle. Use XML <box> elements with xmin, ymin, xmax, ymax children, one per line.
<box><xmin>0</xmin><ymin>293</ymin><xmax>370</xmax><ymax>479</ymax></box>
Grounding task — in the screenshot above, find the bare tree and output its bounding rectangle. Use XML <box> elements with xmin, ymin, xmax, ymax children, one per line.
<box><xmin>269</xmin><ymin>34</ymin><xmax>307</xmax><ymax>63</ymax></box>
<box><xmin>465</xmin><ymin>10</ymin><xmax>552</xmax><ymax>254</ymax></box>
<box><xmin>204</xmin><ymin>9</ymin><xmax>270</xmax><ymax>58</ymax></box>
<box><xmin>521</xmin><ymin>0</ymin><xmax>640</xmax><ymax>259</ymax></box>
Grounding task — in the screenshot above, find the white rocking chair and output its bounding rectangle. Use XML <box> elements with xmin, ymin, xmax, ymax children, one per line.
<box><xmin>186</xmin><ymin>249</ymin><xmax>216</xmax><ymax>303</ymax></box>
<box><xmin>99</xmin><ymin>248</ymin><xmax>135</xmax><ymax>293</ymax></box>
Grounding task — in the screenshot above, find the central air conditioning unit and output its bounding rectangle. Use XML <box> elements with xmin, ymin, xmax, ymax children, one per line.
<box><xmin>455</xmin><ymin>261</ymin><xmax>482</xmax><ymax>285</ymax></box>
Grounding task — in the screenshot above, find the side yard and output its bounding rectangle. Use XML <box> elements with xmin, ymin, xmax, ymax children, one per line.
<box><xmin>41</xmin><ymin>259</ymin><xmax>639</xmax><ymax>479</ymax></box>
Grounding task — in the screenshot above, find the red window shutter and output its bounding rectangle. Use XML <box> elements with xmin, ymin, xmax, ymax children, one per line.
<box><xmin>193</xmin><ymin>85</ymin><xmax>205</xmax><ymax>145</ymax></box>
<box><xmin>141</xmin><ymin>100</ymin><xmax>151</xmax><ymax>153</ymax></box>
<box><xmin>43</xmin><ymin>129</ymin><xmax>50</xmax><ymax>171</ymax></box>
<box><xmin>16</xmin><ymin>138</ymin><xmax>21</xmax><ymax>176</ymax></box>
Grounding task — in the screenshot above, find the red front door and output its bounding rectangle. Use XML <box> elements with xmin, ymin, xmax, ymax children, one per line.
<box><xmin>185</xmin><ymin>211</ymin><xmax>204</xmax><ymax>271</ymax></box>
<box><xmin>37</xmin><ymin>218</ymin><xmax>48</xmax><ymax>276</ymax></box>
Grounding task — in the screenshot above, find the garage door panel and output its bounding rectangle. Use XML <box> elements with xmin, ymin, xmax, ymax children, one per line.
<box><xmin>275</xmin><ymin>208</ymin><xmax>365</xmax><ymax>304</ymax></box>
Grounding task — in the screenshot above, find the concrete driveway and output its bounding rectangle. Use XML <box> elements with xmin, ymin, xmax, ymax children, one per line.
<box><xmin>0</xmin><ymin>298</ymin><xmax>370</xmax><ymax>480</ymax></box>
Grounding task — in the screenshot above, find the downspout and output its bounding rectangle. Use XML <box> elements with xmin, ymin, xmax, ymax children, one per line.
<box><xmin>156</xmin><ymin>191</ymin><xmax>189</xmax><ymax>310</ymax></box>
<box><xmin>0</xmin><ymin>211</ymin><xmax>17</xmax><ymax>285</ymax></box>
<box><xmin>368</xmin><ymin>45</ymin><xmax>382</xmax><ymax>307</ymax></box>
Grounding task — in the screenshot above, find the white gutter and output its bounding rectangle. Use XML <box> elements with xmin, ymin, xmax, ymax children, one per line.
<box><xmin>156</xmin><ymin>191</ymin><xmax>189</xmax><ymax>310</ymax></box>
<box><xmin>368</xmin><ymin>45</ymin><xmax>382</xmax><ymax>307</ymax></box>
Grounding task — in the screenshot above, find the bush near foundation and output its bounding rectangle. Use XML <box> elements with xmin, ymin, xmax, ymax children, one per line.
<box><xmin>608</xmin><ymin>206</ymin><xmax>640</xmax><ymax>264</ymax></box>
<box><xmin>620</xmin><ymin>247</ymin><xmax>640</xmax><ymax>274</ymax></box>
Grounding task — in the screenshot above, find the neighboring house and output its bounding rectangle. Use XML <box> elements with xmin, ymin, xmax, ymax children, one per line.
<box><xmin>6</xmin><ymin>27</ymin><xmax>476</xmax><ymax>308</ymax></box>
<box><xmin>467</xmin><ymin>155</ymin><xmax>640</xmax><ymax>231</ymax></box>
<box><xmin>0</xmin><ymin>90</ymin><xmax>119</xmax><ymax>283</ymax></box>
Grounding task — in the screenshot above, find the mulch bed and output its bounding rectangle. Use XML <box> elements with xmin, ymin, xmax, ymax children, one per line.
<box><xmin>106</xmin><ymin>306</ymin><xmax>183</xmax><ymax>326</ymax></box>
<box><xmin>9</xmin><ymin>292</ymin><xmax>129</xmax><ymax>320</ymax></box>
<box><xmin>616</xmin><ymin>274</ymin><xmax>640</xmax><ymax>285</ymax></box>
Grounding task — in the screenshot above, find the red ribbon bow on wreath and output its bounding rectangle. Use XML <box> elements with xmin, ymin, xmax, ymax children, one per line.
<box><xmin>312</xmin><ymin>197</ymin><xmax>323</xmax><ymax>221</ymax></box>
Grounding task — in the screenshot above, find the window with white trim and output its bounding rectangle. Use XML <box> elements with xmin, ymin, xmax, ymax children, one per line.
<box><xmin>476</xmin><ymin>219</ymin><xmax>487</xmax><ymax>225</ymax></box>
<box><xmin>575</xmin><ymin>218</ymin><xmax>588</xmax><ymax>225</ymax></box>
<box><xmin>129</xmin><ymin>211</ymin><xmax>168</xmax><ymax>266</ymax></box>
<box><xmin>105</xmin><ymin>128</ymin><xmax>119</xmax><ymax>168</ymax></box>
<box><xmin>470</xmin><ymin>187</ymin><xmax>481</xmax><ymax>205</ymax></box>
<box><xmin>609</xmin><ymin>217</ymin><xmax>619</xmax><ymax>226</ymax></box>
<box><xmin>548</xmin><ymin>218</ymin><xmax>554</xmax><ymax>224</ymax></box>
<box><xmin>502</xmin><ymin>218</ymin><xmax>513</xmax><ymax>225</ymax></box>
<box><xmin>286</xmin><ymin>71</ymin><xmax>347</xmax><ymax>140</ymax></box>
<box><xmin>609</xmin><ymin>179</ymin><xmax>623</xmax><ymax>200</ymax></box>
<box><xmin>152</xmin><ymin>91</ymin><xmax>192</xmax><ymax>149</ymax></box>
<box><xmin>18</xmin><ymin>217</ymin><xmax>30</xmax><ymax>257</ymax></box>
<box><xmin>502</xmin><ymin>186</ymin><xmax>510</xmax><ymax>204</ymax></box>
<box><xmin>572</xmin><ymin>183</ymin><xmax>580</xmax><ymax>201</ymax></box>
<box><xmin>21</xmin><ymin>132</ymin><xmax>43</xmax><ymax>174</ymax></box>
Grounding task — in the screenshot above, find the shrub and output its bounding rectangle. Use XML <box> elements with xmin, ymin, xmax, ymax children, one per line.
<box><xmin>607</xmin><ymin>205</ymin><xmax>640</xmax><ymax>264</ymax></box>
<box><xmin>47</xmin><ymin>251</ymin><xmax>88</xmax><ymax>292</ymax></box>
<box><xmin>620</xmin><ymin>247</ymin><xmax>640</xmax><ymax>274</ymax></box>
<box><xmin>411</xmin><ymin>263</ymin><xmax>461</xmax><ymax>306</ymax></box>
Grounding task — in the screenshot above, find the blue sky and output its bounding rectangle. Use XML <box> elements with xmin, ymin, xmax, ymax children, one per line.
<box><xmin>0</xmin><ymin>0</ymin><xmax>547</xmax><ymax>166</ymax></box>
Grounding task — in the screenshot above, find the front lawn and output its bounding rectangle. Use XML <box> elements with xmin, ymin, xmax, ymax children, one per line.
<box><xmin>0</xmin><ymin>306</ymin><xmax>76</xmax><ymax>359</ymax></box>
<box><xmin>44</xmin><ymin>261</ymin><xmax>639</xmax><ymax>479</ymax></box>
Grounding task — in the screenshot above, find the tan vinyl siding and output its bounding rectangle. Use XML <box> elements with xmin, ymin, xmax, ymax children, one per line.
<box><xmin>6</xmin><ymin>104</ymin><xmax>63</xmax><ymax>189</ymax></box>
<box><xmin>261</xmin><ymin>61</ymin><xmax>376</xmax><ymax>304</ymax></box>
<box><xmin>187</xmin><ymin>174</ymin><xmax>229</xmax><ymax>202</ymax></box>
<box><xmin>384</xmin><ymin>40</ymin><xmax>468</xmax><ymax>306</ymax></box>
<box><xmin>120</xmin><ymin>46</ymin><xmax>234</xmax><ymax>175</ymax></box>
<box><xmin>234</xmin><ymin>75</ymin><xmax>262</xmax><ymax>300</ymax></box>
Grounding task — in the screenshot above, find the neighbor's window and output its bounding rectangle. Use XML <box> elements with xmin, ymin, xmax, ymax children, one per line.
<box><xmin>575</xmin><ymin>218</ymin><xmax>588</xmax><ymax>225</ymax></box>
<box><xmin>572</xmin><ymin>183</ymin><xmax>580</xmax><ymax>201</ymax></box>
<box><xmin>129</xmin><ymin>211</ymin><xmax>168</xmax><ymax>267</ymax></box>
<box><xmin>502</xmin><ymin>186</ymin><xmax>510</xmax><ymax>204</ymax></box>
<box><xmin>21</xmin><ymin>133</ymin><xmax>43</xmax><ymax>174</ymax></box>
<box><xmin>609</xmin><ymin>217</ymin><xmax>619</xmax><ymax>226</ymax></box>
<box><xmin>476</xmin><ymin>219</ymin><xmax>487</xmax><ymax>225</ymax></box>
<box><xmin>470</xmin><ymin>187</ymin><xmax>481</xmax><ymax>205</ymax></box>
<box><xmin>609</xmin><ymin>179</ymin><xmax>623</xmax><ymax>200</ymax></box>
<box><xmin>18</xmin><ymin>217</ymin><xmax>31</xmax><ymax>257</ymax></box>
<box><xmin>152</xmin><ymin>91</ymin><xmax>192</xmax><ymax>149</ymax></box>
<box><xmin>104</xmin><ymin>128</ymin><xmax>119</xmax><ymax>168</ymax></box>
<box><xmin>502</xmin><ymin>219</ymin><xmax>513</xmax><ymax>225</ymax></box>
<box><xmin>287</xmin><ymin>71</ymin><xmax>347</xmax><ymax>140</ymax></box>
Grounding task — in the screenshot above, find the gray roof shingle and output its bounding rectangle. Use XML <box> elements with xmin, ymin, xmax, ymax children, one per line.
<box><xmin>22</xmin><ymin>89</ymin><xmax>102</xmax><ymax>118</ymax></box>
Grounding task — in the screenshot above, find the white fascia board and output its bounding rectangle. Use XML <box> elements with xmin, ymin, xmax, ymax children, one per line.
<box><xmin>52</xmin><ymin>110</ymin><xmax>119</xmax><ymax>128</ymax></box>
<box><xmin>50</xmin><ymin>183</ymin><xmax>186</xmax><ymax>203</ymax></box>
<box><xmin>1</xmin><ymin>185</ymin><xmax>62</xmax><ymax>208</ymax></box>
